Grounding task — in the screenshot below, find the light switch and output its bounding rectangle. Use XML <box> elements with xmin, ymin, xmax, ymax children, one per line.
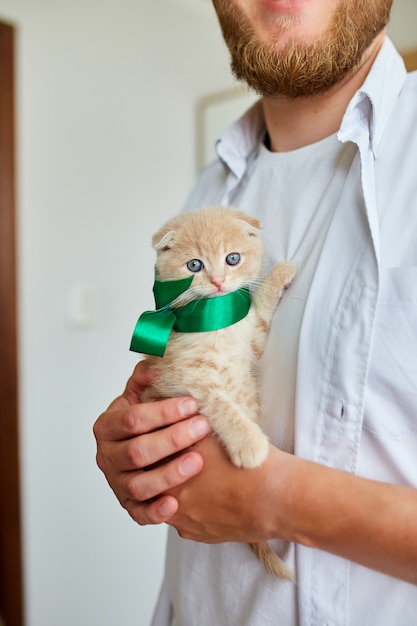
<box><xmin>68</xmin><ymin>283</ymin><xmax>98</xmax><ymax>327</ymax></box>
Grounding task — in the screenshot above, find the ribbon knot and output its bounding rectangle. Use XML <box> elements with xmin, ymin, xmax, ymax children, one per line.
<box><xmin>130</xmin><ymin>275</ymin><xmax>251</xmax><ymax>357</ymax></box>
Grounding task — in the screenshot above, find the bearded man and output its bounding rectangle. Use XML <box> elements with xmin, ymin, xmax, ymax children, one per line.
<box><xmin>94</xmin><ymin>1</ymin><xmax>417</xmax><ymax>624</ymax></box>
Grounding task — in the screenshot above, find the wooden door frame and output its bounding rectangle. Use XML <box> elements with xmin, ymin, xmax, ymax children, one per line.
<box><xmin>0</xmin><ymin>20</ymin><xmax>24</xmax><ymax>626</ymax></box>
<box><xmin>402</xmin><ymin>47</ymin><xmax>417</xmax><ymax>71</ymax></box>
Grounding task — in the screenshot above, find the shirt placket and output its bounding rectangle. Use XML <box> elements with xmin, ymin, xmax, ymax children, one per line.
<box><xmin>295</xmin><ymin>121</ymin><xmax>380</xmax><ymax>626</ymax></box>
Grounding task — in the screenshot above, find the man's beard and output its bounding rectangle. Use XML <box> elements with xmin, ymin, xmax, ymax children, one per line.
<box><xmin>212</xmin><ymin>0</ymin><xmax>392</xmax><ymax>98</ymax></box>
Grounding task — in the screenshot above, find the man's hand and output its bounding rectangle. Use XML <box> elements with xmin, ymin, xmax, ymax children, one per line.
<box><xmin>93</xmin><ymin>360</ymin><xmax>211</xmax><ymax>525</ymax></box>
<box><xmin>166</xmin><ymin>435</ymin><xmax>288</xmax><ymax>545</ymax></box>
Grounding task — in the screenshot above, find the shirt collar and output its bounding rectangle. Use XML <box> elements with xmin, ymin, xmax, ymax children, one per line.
<box><xmin>338</xmin><ymin>37</ymin><xmax>407</xmax><ymax>157</ymax></box>
<box><xmin>215</xmin><ymin>37</ymin><xmax>407</xmax><ymax>173</ymax></box>
<box><xmin>215</xmin><ymin>99</ymin><xmax>264</xmax><ymax>179</ymax></box>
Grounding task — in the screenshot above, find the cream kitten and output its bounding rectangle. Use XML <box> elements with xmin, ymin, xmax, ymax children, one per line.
<box><xmin>136</xmin><ymin>206</ymin><xmax>295</xmax><ymax>580</ymax></box>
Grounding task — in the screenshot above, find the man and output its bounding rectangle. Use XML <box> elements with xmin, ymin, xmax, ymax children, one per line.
<box><xmin>94</xmin><ymin>1</ymin><xmax>417</xmax><ymax>624</ymax></box>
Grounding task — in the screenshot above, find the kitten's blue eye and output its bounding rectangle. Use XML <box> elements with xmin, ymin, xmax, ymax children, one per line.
<box><xmin>186</xmin><ymin>259</ymin><xmax>204</xmax><ymax>272</ymax></box>
<box><xmin>226</xmin><ymin>252</ymin><xmax>241</xmax><ymax>266</ymax></box>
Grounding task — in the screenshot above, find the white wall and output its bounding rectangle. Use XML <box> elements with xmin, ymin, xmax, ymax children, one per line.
<box><xmin>0</xmin><ymin>1</ymin><xmax>416</xmax><ymax>625</ymax></box>
<box><xmin>0</xmin><ymin>2</ymin><xmax>233</xmax><ymax>625</ymax></box>
<box><xmin>389</xmin><ymin>0</ymin><xmax>417</xmax><ymax>50</ymax></box>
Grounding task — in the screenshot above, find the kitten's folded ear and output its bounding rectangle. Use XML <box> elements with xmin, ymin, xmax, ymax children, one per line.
<box><xmin>234</xmin><ymin>210</ymin><xmax>261</xmax><ymax>235</ymax></box>
<box><xmin>152</xmin><ymin>228</ymin><xmax>177</xmax><ymax>251</ymax></box>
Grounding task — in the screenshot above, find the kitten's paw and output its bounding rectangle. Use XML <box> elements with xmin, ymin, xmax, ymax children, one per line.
<box><xmin>270</xmin><ymin>262</ymin><xmax>296</xmax><ymax>289</ymax></box>
<box><xmin>227</xmin><ymin>422</ymin><xmax>269</xmax><ymax>469</ymax></box>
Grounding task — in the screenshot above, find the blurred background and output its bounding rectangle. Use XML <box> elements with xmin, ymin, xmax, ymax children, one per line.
<box><xmin>0</xmin><ymin>1</ymin><xmax>416</xmax><ymax>625</ymax></box>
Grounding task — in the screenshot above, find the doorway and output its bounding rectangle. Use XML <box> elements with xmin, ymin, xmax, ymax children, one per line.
<box><xmin>0</xmin><ymin>20</ymin><xmax>24</xmax><ymax>626</ymax></box>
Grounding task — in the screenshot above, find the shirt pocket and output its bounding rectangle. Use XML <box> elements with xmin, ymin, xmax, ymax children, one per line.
<box><xmin>364</xmin><ymin>267</ymin><xmax>417</xmax><ymax>439</ymax></box>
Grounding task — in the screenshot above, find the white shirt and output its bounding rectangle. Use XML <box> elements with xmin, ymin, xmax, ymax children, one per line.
<box><xmin>151</xmin><ymin>38</ymin><xmax>417</xmax><ymax>626</ymax></box>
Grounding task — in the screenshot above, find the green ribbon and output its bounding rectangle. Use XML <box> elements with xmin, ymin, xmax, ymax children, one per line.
<box><xmin>130</xmin><ymin>275</ymin><xmax>251</xmax><ymax>357</ymax></box>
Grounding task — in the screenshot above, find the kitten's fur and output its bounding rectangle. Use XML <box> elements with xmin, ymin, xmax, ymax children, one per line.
<box><xmin>141</xmin><ymin>206</ymin><xmax>295</xmax><ymax>580</ymax></box>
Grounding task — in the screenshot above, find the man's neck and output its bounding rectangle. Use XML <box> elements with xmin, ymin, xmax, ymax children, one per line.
<box><xmin>262</xmin><ymin>32</ymin><xmax>385</xmax><ymax>153</ymax></box>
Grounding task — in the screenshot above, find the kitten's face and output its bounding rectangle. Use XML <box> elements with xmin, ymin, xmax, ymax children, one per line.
<box><xmin>152</xmin><ymin>207</ymin><xmax>263</xmax><ymax>304</ymax></box>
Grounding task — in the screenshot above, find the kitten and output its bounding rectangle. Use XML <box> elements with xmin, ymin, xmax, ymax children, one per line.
<box><xmin>133</xmin><ymin>206</ymin><xmax>295</xmax><ymax>580</ymax></box>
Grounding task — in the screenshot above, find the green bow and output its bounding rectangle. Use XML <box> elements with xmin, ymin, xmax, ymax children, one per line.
<box><xmin>130</xmin><ymin>275</ymin><xmax>251</xmax><ymax>357</ymax></box>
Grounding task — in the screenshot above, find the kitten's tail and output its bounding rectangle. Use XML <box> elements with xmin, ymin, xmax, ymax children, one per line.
<box><xmin>249</xmin><ymin>541</ymin><xmax>294</xmax><ymax>581</ymax></box>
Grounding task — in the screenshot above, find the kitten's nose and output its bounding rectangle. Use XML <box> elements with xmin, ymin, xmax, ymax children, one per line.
<box><xmin>210</xmin><ymin>278</ymin><xmax>224</xmax><ymax>291</ymax></box>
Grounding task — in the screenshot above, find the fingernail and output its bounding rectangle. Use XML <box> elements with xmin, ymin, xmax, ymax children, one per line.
<box><xmin>179</xmin><ymin>455</ymin><xmax>201</xmax><ymax>477</ymax></box>
<box><xmin>179</xmin><ymin>399</ymin><xmax>198</xmax><ymax>418</ymax></box>
<box><xmin>189</xmin><ymin>417</ymin><xmax>210</xmax><ymax>439</ymax></box>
